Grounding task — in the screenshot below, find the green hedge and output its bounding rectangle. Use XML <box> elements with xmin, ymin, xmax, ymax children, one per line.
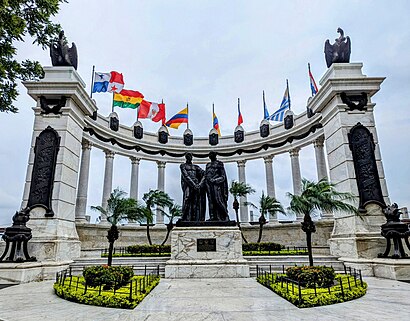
<box><xmin>83</xmin><ymin>265</ymin><xmax>134</xmax><ymax>290</ymax></box>
<box><xmin>285</xmin><ymin>266</ymin><xmax>335</xmax><ymax>288</ymax></box>
<box><xmin>257</xmin><ymin>273</ymin><xmax>367</xmax><ymax>308</ymax></box>
<box><xmin>242</xmin><ymin>242</ymin><xmax>283</xmax><ymax>252</ymax></box>
<box><xmin>54</xmin><ymin>276</ymin><xmax>159</xmax><ymax>309</ymax></box>
<box><xmin>127</xmin><ymin>244</ymin><xmax>171</xmax><ymax>254</ymax></box>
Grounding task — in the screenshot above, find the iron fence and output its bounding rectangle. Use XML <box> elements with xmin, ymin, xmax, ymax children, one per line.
<box><xmin>243</xmin><ymin>246</ymin><xmax>308</xmax><ymax>256</ymax></box>
<box><xmin>101</xmin><ymin>247</ymin><xmax>171</xmax><ymax>257</ymax></box>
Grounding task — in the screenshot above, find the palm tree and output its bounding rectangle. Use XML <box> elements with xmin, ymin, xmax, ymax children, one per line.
<box><xmin>287</xmin><ymin>178</ymin><xmax>358</xmax><ymax>266</ymax></box>
<box><xmin>139</xmin><ymin>189</ymin><xmax>173</xmax><ymax>245</ymax></box>
<box><xmin>160</xmin><ymin>203</ymin><xmax>182</xmax><ymax>246</ymax></box>
<box><xmin>247</xmin><ymin>192</ymin><xmax>285</xmax><ymax>243</ymax></box>
<box><xmin>229</xmin><ymin>181</ymin><xmax>255</xmax><ymax>243</ymax></box>
<box><xmin>91</xmin><ymin>188</ymin><xmax>142</xmax><ymax>266</ymax></box>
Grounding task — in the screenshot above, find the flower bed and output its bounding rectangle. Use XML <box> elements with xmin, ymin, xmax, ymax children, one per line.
<box><xmin>54</xmin><ymin>266</ymin><xmax>159</xmax><ymax>309</ymax></box>
<box><xmin>257</xmin><ymin>268</ymin><xmax>367</xmax><ymax>308</ymax></box>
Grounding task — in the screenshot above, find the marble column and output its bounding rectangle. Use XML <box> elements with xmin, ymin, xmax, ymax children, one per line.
<box><xmin>313</xmin><ymin>136</ymin><xmax>328</xmax><ymax>181</ymax></box>
<box><xmin>237</xmin><ymin>160</ymin><xmax>249</xmax><ymax>222</ymax></box>
<box><xmin>289</xmin><ymin>148</ymin><xmax>302</xmax><ymax>221</ymax></box>
<box><xmin>156</xmin><ymin>161</ymin><xmax>166</xmax><ymax>224</ymax></box>
<box><xmin>129</xmin><ymin>157</ymin><xmax>140</xmax><ymax>200</ymax></box>
<box><xmin>101</xmin><ymin>150</ymin><xmax>115</xmax><ymax>223</ymax></box>
<box><xmin>75</xmin><ymin>139</ymin><xmax>92</xmax><ymax>222</ymax></box>
<box><xmin>263</xmin><ymin>155</ymin><xmax>277</xmax><ymax>221</ymax></box>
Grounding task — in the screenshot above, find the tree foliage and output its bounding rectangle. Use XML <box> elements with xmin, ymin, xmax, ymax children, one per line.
<box><xmin>0</xmin><ymin>0</ymin><xmax>65</xmax><ymax>112</ymax></box>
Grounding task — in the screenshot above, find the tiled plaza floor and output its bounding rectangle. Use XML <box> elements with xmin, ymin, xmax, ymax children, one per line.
<box><xmin>0</xmin><ymin>277</ymin><xmax>409</xmax><ymax>321</ymax></box>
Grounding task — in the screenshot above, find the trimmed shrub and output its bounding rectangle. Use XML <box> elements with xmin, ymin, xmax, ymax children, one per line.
<box><xmin>285</xmin><ymin>265</ymin><xmax>335</xmax><ymax>288</ymax></box>
<box><xmin>242</xmin><ymin>242</ymin><xmax>283</xmax><ymax>252</ymax></box>
<box><xmin>83</xmin><ymin>265</ymin><xmax>134</xmax><ymax>290</ymax></box>
<box><xmin>127</xmin><ymin>244</ymin><xmax>171</xmax><ymax>254</ymax></box>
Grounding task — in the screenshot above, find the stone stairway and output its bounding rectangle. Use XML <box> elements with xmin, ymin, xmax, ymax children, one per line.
<box><xmin>70</xmin><ymin>254</ymin><xmax>344</xmax><ymax>278</ymax></box>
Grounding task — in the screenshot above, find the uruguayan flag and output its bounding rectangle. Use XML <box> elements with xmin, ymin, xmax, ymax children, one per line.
<box><xmin>92</xmin><ymin>72</ymin><xmax>111</xmax><ymax>93</ymax></box>
<box><xmin>267</xmin><ymin>85</ymin><xmax>290</xmax><ymax>122</ymax></box>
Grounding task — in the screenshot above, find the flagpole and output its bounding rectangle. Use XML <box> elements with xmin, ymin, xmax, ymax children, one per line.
<box><xmin>90</xmin><ymin>65</ymin><xmax>95</xmax><ymax>98</ymax></box>
<box><xmin>162</xmin><ymin>99</ymin><xmax>165</xmax><ymax>125</ymax></box>
<box><xmin>286</xmin><ymin>79</ymin><xmax>291</xmax><ymax>110</ymax></box>
<box><xmin>111</xmin><ymin>92</ymin><xmax>114</xmax><ymax>113</ymax></box>
<box><xmin>212</xmin><ymin>103</ymin><xmax>215</xmax><ymax>128</ymax></box>
<box><xmin>187</xmin><ymin>102</ymin><xmax>189</xmax><ymax>130</ymax></box>
<box><xmin>263</xmin><ymin>90</ymin><xmax>266</xmax><ymax>119</ymax></box>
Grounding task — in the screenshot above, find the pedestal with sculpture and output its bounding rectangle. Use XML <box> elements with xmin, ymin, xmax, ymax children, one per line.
<box><xmin>165</xmin><ymin>152</ymin><xmax>249</xmax><ymax>278</ymax></box>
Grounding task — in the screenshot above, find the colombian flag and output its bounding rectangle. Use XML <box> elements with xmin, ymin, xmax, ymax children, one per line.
<box><xmin>213</xmin><ymin>112</ymin><xmax>221</xmax><ymax>136</ymax></box>
<box><xmin>166</xmin><ymin>107</ymin><xmax>188</xmax><ymax>129</ymax></box>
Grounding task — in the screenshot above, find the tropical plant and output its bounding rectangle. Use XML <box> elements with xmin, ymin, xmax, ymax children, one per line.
<box><xmin>229</xmin><ymin>181</ymin><xmax>255</xmax><ymax>243</ymax></box>
<box><xmin>0</xmin><ymin>0</ymin><xmax>65</xmax><ymax>112</ymax></box>
<box><xmin>247</xmin><ymin>192</ymin><xmax>285</xmax><ymax>243</ymax></box>
<box><xmin>287</xmin><ymin>178</ymin><xmax>358</xmax><ymax>266</ymax></box>
<box><xmin>138</xmin><ymin>190</ymin><xmax>173</xmax><ymax>245</ymax></box>
<box><xmin>91</xmin><ymin>188</ymin><xmax>142</xmax><ymax>266</ymax></box>
<box><xmin>160</xmin><ymin>203</ymin><xmax>182</xmax><ymax>246</ymax></box>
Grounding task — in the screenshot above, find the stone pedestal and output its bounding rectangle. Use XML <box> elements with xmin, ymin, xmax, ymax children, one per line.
<box><xmin>165</xmin><ymin>227</ymin><xmax>250</xmax><ymax>278</ymax></box>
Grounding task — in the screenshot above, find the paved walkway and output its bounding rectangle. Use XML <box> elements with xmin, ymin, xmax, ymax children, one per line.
<box><xmin>0</xmin><ymin>277</ymin><xmax>409</xmax><ymax>321</ymax></box>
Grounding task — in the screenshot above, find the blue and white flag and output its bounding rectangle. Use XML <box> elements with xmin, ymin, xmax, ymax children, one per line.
<box><xmin>267</xmin><ymin>82</ymin><xmax>290</xmax><ymax>122</ymax></box>
<box><xmin>263</xmin><ymin>90</ymin><xmax>270</xmax><ymax>120</ymax></box>
<box><xmin>92</xmin><ymin>72</ymin><xmax>111</xmax><ymax>93</ymax></box>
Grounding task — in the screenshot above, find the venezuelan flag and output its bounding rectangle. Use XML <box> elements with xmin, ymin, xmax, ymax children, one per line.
<box><xmin>165</xmin><ymin>107</ymin><xmax>188</xmax><ymax>129</ymax></box>
<box><xmin>113</xmin><ymin>89</ymin><xmax>144</xmax><ymax>109</ymax></box>
<box><xmin>213</xmin><ymin>112</ymin><xmax>221</xmax><ymax>136</ymax></box>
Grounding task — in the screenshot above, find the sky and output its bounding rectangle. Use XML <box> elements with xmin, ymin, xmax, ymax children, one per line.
<box><xmin>0</xmin><ymin>0</ymin><xmax>409</xmax><ymax>225</ymax></box>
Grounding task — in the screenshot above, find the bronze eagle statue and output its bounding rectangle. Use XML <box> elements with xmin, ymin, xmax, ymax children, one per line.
<box><xmin>50</xmin><ymin>30</ymin><xmax>78</xmax><ymax>70</ymax></box>
<box><xmin>324</xmin><ymin>28</ymin><xmax>351</xmax><ymax>68</ymax></box>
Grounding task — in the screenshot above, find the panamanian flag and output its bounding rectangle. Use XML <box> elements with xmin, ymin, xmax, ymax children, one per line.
<box><xmin>92</xmin><ymin>71</ymin><xmax>124</xmax><ymax>93</ymax></box>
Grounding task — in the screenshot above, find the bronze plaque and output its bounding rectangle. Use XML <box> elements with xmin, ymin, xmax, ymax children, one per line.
<box><xmin>197</xmin><ymin>238</ymin><xmax>216</xmax><ymax>252</ymax></box>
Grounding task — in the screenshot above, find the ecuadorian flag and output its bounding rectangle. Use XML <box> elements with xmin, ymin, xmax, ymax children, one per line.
<box><xmin>166</xmin><ymin>107</ymin><xmax>188</xmax><ymax>129</ymax></box>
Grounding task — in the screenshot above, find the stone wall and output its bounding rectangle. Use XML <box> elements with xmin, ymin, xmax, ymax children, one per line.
<box><xmin>76</xmin><ymin>220</ymin><xmax>334</xmax><ymax>253</ymax></box>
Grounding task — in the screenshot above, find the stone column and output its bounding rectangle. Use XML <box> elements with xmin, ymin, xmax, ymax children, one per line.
<box><xmin>263</xmin><ymin>155</ymin><xmax>277</xmax><ymax>221</ymax></box>
<box><xmin>289</xmin><ymin>148</ymin><xmax>302</xmax><ymax>221</ymax></box>
<box><xmin>313</xmin><ymin>136</ymin><xmax>328</xmax><ymax>181</ymax></box>
<box><xmin>75</xmin><ymin>139</ymin><xmax>92</xmax><ymax>222</ymax></box>
<box><xmin>237</xmin><ymin>160</ymin><xmax>249</xmax><ymax>222</ymax></box>
<box><xmin>156</xmin><ymin>161</ymin><xmax>166</xmax><ymax>224</ymax></box>
<box><xmin>101</xmin><ymin>150</ymin><xmax>115</xmax><ymax>223</ymax></box>
<box><xmin>129</xmin><ymin>157</ymin><xmax>140</xmax><ymax>200</ymax></box>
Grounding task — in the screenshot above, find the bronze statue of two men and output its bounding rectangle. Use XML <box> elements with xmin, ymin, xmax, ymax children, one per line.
<box><xmin>179</xmin><ymin>152</ymin><xmax>231</xmax><ymax>225</ymax></box>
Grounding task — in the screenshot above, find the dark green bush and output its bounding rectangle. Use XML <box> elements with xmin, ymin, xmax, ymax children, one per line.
<box><xmin>242</xmin><ymin>242</ymin><xmax>283</xmax><ymax>252</ymax></box>
<box><xmin>285</xmin><ymin>265</ymin><xmax>335</xmax><ymax>288</ymax></box>
<box><xmin>83</xmin><ymin>265</ymin><xmax>134</xmax><ymax>290</ymax></box>
<box><xmin>127</xmin><ymin>244</ymin><xmax>171</xmax><ymax>254</ymax></box>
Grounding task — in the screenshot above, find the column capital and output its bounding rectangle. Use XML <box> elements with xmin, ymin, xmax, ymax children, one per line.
<box><xmin>157</xmin><ymin>161</ymin><xmax>166</xmax><ymax>168</ymax></box>
<box><xmin>289</xmin><ymin>147</ymin><xmax>301</xmax><ymax>157</ymax></box>
<box><xmin>263</xmin><ymin>155</ymin><xmax>274</xmax><ymax>163</ymax></box>
<box><xmin>104</xmin><ymin>149</ymin><xmax>115</xmax><ymax>159</ymax></box>
<box><xmin>313</xmin><ymin>136</ymin><xmax>325</xmax><ymax>148</ymax></box>
<box><xmin>81</xmin><ymin>139</ymin><xmax>93</xmax><ymax>150</ymax></box>
<box><xmin>130</xmin><ymin>156</ymin><xmax>141</xmax><ymax>165</ymax></box>
<box><xmin>237</xmin><ymin>159</ymin><xmax>247</xmax><ymax>167</ymax></box>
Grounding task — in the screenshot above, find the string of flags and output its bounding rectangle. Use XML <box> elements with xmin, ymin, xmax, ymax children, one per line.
<box><xmin>90</xmin><ymin>63</ymin><xmax>319</xmax><ymax>134</ymax></box>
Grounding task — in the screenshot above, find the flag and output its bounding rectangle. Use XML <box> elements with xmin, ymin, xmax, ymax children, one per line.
<box><xmin>237</xmin><ymin>98</ymin><xmax>243</xmax><ymax>126</ymax></box>
<box><xmin>263</xmin><ymin>90</ymin><xmax>270</xmax><ymax>120</ymax></box>
<box><xmin>267</xmin><ymin>81</ymin><xmax>290</xmax><ymax>122</ymax></box>
<box><xmin>107</xmin><ymin>71</ymin><xmax>124</xmax><ymax>93</ymax></box>
<box><xmin>92</xmin><ymin>71</ymin><xmax>125</xmax><ymax>93</ymax></box>
<box><xmin>113</xmin><ymin>89</ymin><xmax>144</xmax><ymax>109</ymax></box>
<box><xmin>139</xmin><ymin>100</ymin><xmax>166</xmax><ymax>123</ymax></box>
<box><xmin>213</xmin><ymin>112</ymin><xmax>221</xmax><ymax>136</ymax></box>
<box><xmin>308</xmin><ymin>63</ymin><xmax>318</xmax><ymax>96</ymax></box>
<box><xmin>166</xmin><ymin>107</ymin><xmax>188</xmax><ymax>129</ymax></box>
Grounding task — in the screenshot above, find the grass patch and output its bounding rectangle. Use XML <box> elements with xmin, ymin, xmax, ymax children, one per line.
<box><xmin>257</xmin><ymin>273</ymin><xmax>367</xmax><ymax>308</ymax></box>
<box><xmin>54</xmin><ymin>275</ymin><xmax>159</xmax><ymax>309</ymax></box>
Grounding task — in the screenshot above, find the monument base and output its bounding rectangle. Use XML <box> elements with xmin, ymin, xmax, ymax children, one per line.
<box><xmin>165</xmin><ymin>226</ymin><xmax>250</xmax><ymax>278</ymax></box>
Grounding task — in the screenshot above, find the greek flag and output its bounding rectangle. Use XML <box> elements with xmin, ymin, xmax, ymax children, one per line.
<box><xmin>267</xmin><ymin>82</ymin><xmax>290</xmax><ymax>122</ymax></box>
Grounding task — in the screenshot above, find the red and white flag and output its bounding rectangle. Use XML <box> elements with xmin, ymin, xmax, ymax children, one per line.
<box><xmin>138</xmin><ymin>100</ymin><xmax>166</xmax><ymax>123</ymax></box>
<box><xmin>107</xmin><ymin>71</ymin><xmax>125</xmax><ymax>93</ymax></box>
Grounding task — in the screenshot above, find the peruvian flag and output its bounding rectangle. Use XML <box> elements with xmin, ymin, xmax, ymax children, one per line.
<box><xmin>108</xmin><ymin>71</ymin><xmax>125</xmax><ymax>93</ymax></box>
<box><xmin>139</xmin><ymin>100</ymin><xmax>166</xmax><ymax>123</ymax></box>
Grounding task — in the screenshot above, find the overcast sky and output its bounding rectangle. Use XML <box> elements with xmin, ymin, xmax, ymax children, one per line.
<box><xmin>1</xmin><ymin>0</ymin><xmax>409</xmax><ymax>225</ymax></box>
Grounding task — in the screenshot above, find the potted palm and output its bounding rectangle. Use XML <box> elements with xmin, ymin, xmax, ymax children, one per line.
<box><xmin>91</xmin><ymin>188</ymin><xmax>142</xmax><ymax>266</ymax></box>
<box><xmin>288</xmin><ymin>178</ymin><xmax>357</xmax><ymax>266</ymax></box>
<box><xmin>229</xmin><ymin>181</ymin><xmax>255</xmax><ymax>243</ymax></box>
<box><xmin>247</xmin><ymin>191</ymin><xmax>285</xmax><ymax>243</ymax></box>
